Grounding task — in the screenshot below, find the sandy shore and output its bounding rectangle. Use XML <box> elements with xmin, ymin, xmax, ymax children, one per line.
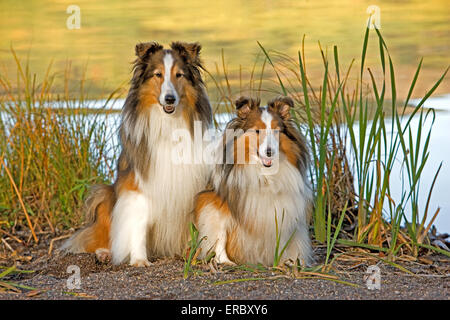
<box><xmin>0</xmin><ymin>241</ymin><xmax>448</xmax><ymax>300</ymax></box>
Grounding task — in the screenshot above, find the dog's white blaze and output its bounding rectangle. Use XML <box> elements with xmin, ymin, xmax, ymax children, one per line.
<box><xmin>261</xmin><ymin>107</ymin><xmax>272</xmax><ymax>129</ymax></box>
<box><xmin>259</xmin><ymin>108</ymin><xmax>278</xmax><ymax>159</ymax></box>
<box><xmin>159</xmin><ymin>53</ymin><xmax>179</xmax><ymax>106</ymax></box>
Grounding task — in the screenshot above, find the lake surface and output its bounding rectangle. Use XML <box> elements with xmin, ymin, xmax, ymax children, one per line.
<box><xmin>407</xmin><ymin>95</ymin><xmax>450</xmax><ymax>232</ymax></box>
<box><xmin>359</xmin><ymin>96</ymin><xmax>450</xmax><ymax>234</ymax></box>
<box><xmin>0</xmin><ymin>0</ymin><xmax>449</xmax><ymax>98</ymax></box>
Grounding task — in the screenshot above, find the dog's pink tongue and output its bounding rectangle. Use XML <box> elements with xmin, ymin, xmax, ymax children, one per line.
<box><xmin>164</xmin><ymin>105</ymin><xmax>175</xmax><ymax>113</ymax></box>
<box><xmin>263</xmin><ymin>158</ymin><xmax>272</xmax><ymax>167</ymax></box>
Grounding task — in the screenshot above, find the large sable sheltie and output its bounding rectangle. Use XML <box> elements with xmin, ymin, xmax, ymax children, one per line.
<box><xmin>62</xmin><ymin>41</ymin><xmax>212</xmax><ymax>266</ymax></box>
<box><xmin>194</xmin><ymin>96</ymin><xmax>312</xmax><ymax>266</ymax></box>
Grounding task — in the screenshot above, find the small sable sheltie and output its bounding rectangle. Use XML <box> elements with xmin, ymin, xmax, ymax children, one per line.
<box><xmin>62</xmin><ymin>41</ymin><xmax>212</xmax><ymax>266</ymax></box>
<box><xmin>194</xmin><ymin>96</ymin><xmax>312</xmax><ymax>266</ymax></box>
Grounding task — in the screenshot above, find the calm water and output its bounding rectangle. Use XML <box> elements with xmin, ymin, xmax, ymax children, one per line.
<box><xmin>359</xmin><ymin>96</ymin><xmax>450</xmax><ymax>233</ymax></box>
<box><xmin>0</xmin><ymin>0</ymin><xmax>449</xmax><ymax>98</ymax></box>
<box><xmin>407</xmin><ymin>105</ymin><xmax>450</xmax><ymax>233</ymax></box>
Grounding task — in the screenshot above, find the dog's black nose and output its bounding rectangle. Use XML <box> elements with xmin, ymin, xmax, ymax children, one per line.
<box><xmin>266</xmin><ymin>147</ymin><xmax>273</xmax><ymax>157</ymax></box>
<box><xmin>165</xmin><ymin>94</ymin><xmax>176</xmax><ymax>105</ymax></box>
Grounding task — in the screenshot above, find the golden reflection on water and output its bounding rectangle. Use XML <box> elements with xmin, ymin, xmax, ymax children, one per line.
<box><xmin>0</xmin><ymin>0</ymin><xmax>448</xmax><ymax>98</ymax></box>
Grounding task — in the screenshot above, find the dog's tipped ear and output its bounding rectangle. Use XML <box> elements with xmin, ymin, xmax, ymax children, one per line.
<box><xmin>235</xmin><ymin>96</ymin><xmax>260</xmax><ymax>119</ymax></box>
<box><xmin>268</xmin><ymin>96</ymin><xmax>294</xmax><ymax>120</ymax></box>
<box><xmin>171</xmin><ymin>42</ymin><xmax>202</xmax><ymax>65</ymax></box>
<box><xmin>135</xmin><ymin>42</ymin><xmax>163</xmax><ymax>58</ymax></box>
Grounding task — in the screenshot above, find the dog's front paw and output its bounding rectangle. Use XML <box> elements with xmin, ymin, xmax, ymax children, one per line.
<box><xmin>283</xmin><ymin>258</ymin><xmax>295</xmax><ymax>268</ymax></box>
<box><xmin>130</xmin><ymin>259</ymin><xmax>152</xmax><ymax>267</ymax></box>
<box><xmin>95</xmin><ymin>248</ymin><xmax>111</xmax><ymax>264</ymax></box>
<box><xmin>214</xmin><ymin>253</ymin><xmax>236</xmax><ymax>266</ymax></box>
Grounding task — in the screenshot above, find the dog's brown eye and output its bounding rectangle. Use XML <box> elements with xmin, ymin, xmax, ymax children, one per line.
<box><xmin>154</xmin><ymin>72</ymin><xmax>162</xmax><ymax>78</ymax></box>
<box><xmin>176</xmin><ymin>73</ymin><xmax>184</xmax><ymax>78</ymax></box>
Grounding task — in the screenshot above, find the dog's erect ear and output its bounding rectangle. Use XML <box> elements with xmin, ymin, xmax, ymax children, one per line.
<box><xmin>235</xmin><ymin>96</ymin><xmax>260</xmax><ymax>119</ymax></box>
<box><xmin>170</xmin><ymin>42</ymin><xmax>202</xmax><ymax>66</ymax></box>
<box><xmin>135</xmin><ymin>42</ymin><xmax>163</xmax><ymax>59</ymax></box>
<box><xmin>268</xmin><ymin>96</ymin><xmax>294</xmax><ymax>121</ymax></box>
